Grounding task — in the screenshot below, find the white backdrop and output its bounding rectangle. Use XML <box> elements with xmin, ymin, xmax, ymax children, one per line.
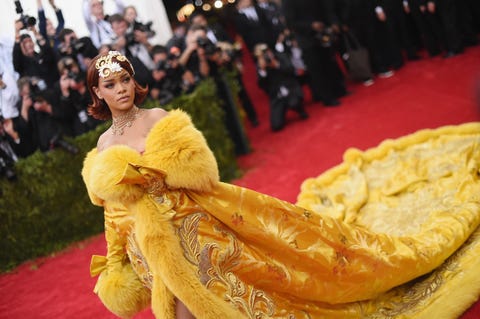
<box><xmin>0</xmin><ymin>0</ymin><xmax>172</xmax><ymax>46</ymax></box>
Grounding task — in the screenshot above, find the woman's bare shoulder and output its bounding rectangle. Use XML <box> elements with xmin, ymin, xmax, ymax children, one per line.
<box><xmin>96</xmin><ymin>130</ymin><xmax>111</xmax><ymax>152</ymax></box>
<box><xmin>143</xmin><ymin>107</ymin><xmax>169</xmax><ymax>127</ymax></box>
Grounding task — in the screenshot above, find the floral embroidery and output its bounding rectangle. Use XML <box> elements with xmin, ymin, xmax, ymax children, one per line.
<box><xmin>178</xmin><ymin>213</ymin><xmax>281</xmax><ymax>318</ymax></box>
<box><xmin>126</xmin><ymin>230</ymin><xmax>153</xmax><ymax>289</ymax></box>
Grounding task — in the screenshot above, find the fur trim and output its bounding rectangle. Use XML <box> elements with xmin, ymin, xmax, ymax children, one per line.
<box><xmin>95</xmin><ymin>263</ymin><xmax>151</xmax><ymax>319</ymax></box>
<box><xmin>82</xmin><ymin>109</ymin><xmax>219</xmax><ymax>204</ymax></box>
<box><xmin>151</xmin><ymin>275</ymin><xmax>176</xmax><ymax>319</ymax></box>
<box><xmin>82</xmin><ymin>149</ymin><xmax>104</xmax><ymax>206</ymax></box>
<box><xmin>133</xmin><ymin>197</ymin><xmax>246</xmax><ymax>318</ymax></box>
<box><xmin>89</xmin><ymin>145</ymin><xmax>145</xmax><ymax>203</ymax></box>
<box><xmin>143</xmin><ymin>109</ymin><xmax>219</xmax><ymax>192</ymax></box>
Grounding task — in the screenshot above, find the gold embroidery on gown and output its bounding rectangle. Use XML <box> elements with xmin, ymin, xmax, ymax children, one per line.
<box><xmin>179</xmin><ymin>213</ymin><xmax>278</xmax><ymax>318</ymax></box>
<box><xmin>83</xmin><ymin>110</ymin><xmax>480</xmax><ymax>319</ymax></box>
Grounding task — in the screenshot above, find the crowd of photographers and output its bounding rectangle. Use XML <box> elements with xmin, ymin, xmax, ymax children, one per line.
<box><xmin>1</xmin><ymin>0</ymin><xmax>480</xmax><ymax>180</ymax></box>
<box><xmin>0</xmin><ymin>0</ymin><xmax>251</xmax><ymax>180</ymax></box>
<box><xmin>233</xmin><ymin>0</ymin><xmax>480</xmax><ymax>130</ymax></box>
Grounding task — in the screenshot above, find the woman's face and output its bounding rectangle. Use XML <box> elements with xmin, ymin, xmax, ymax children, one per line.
<box><xmin>124</xmin><ymin>7</ymin><xmax>137</xmax><ymax>24</ymax></box>
<box><xmin>93</xmin><ymin>68</ymin><xmax>135</xmax><ymax>115</ymax></box>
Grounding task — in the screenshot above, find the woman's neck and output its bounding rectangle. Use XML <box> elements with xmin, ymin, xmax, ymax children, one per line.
<box><xmin>111</xmin><ymin>106</ymin><xmax>142</xmax><ymax>136</ymax></box>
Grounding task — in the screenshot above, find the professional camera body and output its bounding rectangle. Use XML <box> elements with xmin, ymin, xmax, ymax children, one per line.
<box><xmin>254</xmin><ymin>43</ymin><xmax>273</xmax><ymax>65</ymax></box>
<box><xmin>14</xmin><ymin>0</ymin><xmax>37</xmax><ymax>29</ymax></box>
<box><xmin>0</xmin><ymin>115</ymin><xmax>18</xmax><ymax>181</ymax></box>
<box><xmin>156</xmin><ymin>50</ymin><xmax>181</xmax><ymax>74</ymax></box>
<box><xmin>0</xmin><ymin>148</ymin><xmax>16</xmax><ymax>181</ymax></box>
<box><xmin>69</xmin><ymin>38</ymin><xmax>87</xmax><ymax>54</ymax></box>
<box><xmin>155</xmin><ymin>60</ymin><xmax>185</xmax><ymax>105</ymax></box>
<box><xmin>125</xmin><ymin>20</ymin><xmax>155</xmax><ymax>46</ymax></box>
<box><xmin>49</xmin><ymin>133</ymin><xmax>79</xmax><ymax>154</ymax></box>
<box><xmin>28</xmin><ymin>77</ymin><xmax>48</xmax><ymax>102</ymax></box>
<box><xmin>64</xmin><ymin>61</ymin><xmax>85</xmax><ymax>83</ymax></box>
<box><xmin>196</xmin><ymin>37</ymin><xmax>218</xmax><ymax>56</ymax></box>
<box><xmin>216</xmin><ymin>41</ymin><xmax>243</xmax><ymax>65</ymax></box>
<box><xmin>314</xmin><ymin>27</ymin><xmax>337</xmax><ymax>48</ymax></box>
<box><xmin>262</xmin><ymin>48</ymin><xmax>272</xmax><ymax>65</ymax></box>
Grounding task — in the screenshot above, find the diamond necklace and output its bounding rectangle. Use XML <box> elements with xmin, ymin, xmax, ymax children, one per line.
<box><xmin>111</xmin><ymin>106</ymin><xmax>143</xmax><ymax>135</ymax></box>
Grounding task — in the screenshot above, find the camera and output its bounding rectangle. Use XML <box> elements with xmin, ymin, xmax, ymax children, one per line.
<box><xmin>69</xmin><ymin>38</ymin><xmax>86</xmax><ymax>54</ymax></box>
<box><xmin>156</xmin><ymin>60</ymin><xmax>170</xmax><ymax>72</ymax></box>
<box><xmin>0</xmin><ymin>116</ymin><xmax>17</xmax><ymax>181</ymax></box>
<box><xmin>124</xmin><ymin>32</ymin><xmax>135</xmax><ymax>46</ymax></box>
<box><xmin>126</xmin><ymin>21</ymin><xmax>155</xmax><ymax>46</ymax></box>
<box><xmin>156</xmin><ymin>51</ymin><xmax>180</xmax><ymax>74</ymax></box>
<box><xmin>225</xmin><ymin>47</ymin><xmax>242</xmax><ymax>61</ymax></box>
<box><xmin>14</xmin><ymin>0</ymin><xmax>37</xmax><ymax>29</ymax></box>
<box><xmin>196</xmin><ymin>37</ymin><xmax>218</xmax><ymax>56</ymax></box>
<box><xmin>0</xmin><ymin>150</ymin><xmax>16</xmax><ymax>181</ymax></box>
<box><xmin>28</xmin><ymin>77</ymin><xmax>48</xmax><ymax>102</ymax></box>
<box><xmin>254</xmin><ymin>44</ymin><xmax>273</xmax><ymax>65</ymax></box>
<box><xmin>64</xmin><ymin>61</ymin><xmax>84</xmax><ymax>83</ymax></box>
<box><xmin>314</xmin><ymin>27</ymin><xmax>336</xmax><ymax>48</ymax></box>
<box><xmin>133</xmin><ymin>20</ymin><xmax>154</xmax><ymax>35</ymax></box>
<box><xmin>262</xmin><ymin>48</ymin><xmax>272</xmax><ymax>65</ymax></box>
<box><xmin>49</xmin><ymin>134</ymin><xmax>79</xmax><ymax>155</ymax></box>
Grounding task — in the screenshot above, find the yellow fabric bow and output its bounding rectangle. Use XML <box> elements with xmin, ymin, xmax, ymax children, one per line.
<box><xmin>117</xmin><ymin>163</ymin><xmax>167</xmax><ymax>193</ymax></box>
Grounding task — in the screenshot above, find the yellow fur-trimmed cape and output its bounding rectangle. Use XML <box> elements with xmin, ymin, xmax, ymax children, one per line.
<box><xmin>82</xmin><ymin>109</ymin><xmax>245</xmax><ymax>318</ymax></box>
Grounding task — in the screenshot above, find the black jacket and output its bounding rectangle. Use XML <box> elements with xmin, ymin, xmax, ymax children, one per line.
<box><xmin>283</xmin><ymin>0</ymin><xmax>336</xmax><ymax>49</ymax></box>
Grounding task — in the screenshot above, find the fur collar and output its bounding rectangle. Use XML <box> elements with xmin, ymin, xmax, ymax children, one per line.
<box><xmin>82</xmin><ymin>109</ymin><xmax>219</xmax><ymax>203</ymax></box>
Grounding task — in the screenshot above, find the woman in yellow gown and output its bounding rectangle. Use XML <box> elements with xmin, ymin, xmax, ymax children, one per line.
<box><xmin>82</xmin><ymin>51</ymin><xmax>480</xmax><ymax>319</ymax></box>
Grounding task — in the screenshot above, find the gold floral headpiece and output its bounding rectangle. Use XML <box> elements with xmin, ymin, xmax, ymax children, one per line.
<box><xmin>95</xmin><ymin>51</ymin><xmax>135</xmax><ymax>78</ymax></box>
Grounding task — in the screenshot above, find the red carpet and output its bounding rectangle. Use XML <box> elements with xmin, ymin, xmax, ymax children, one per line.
<box><xmin>1</xmin><ymin>47</ymin><xmax>480</xmax><ymax>319</ymax></box>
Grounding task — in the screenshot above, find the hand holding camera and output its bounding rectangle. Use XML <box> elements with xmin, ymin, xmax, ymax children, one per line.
<box><xmin>314</xmin><ymin>27</ymin><xmax>336</xmax><ymax>48</ymax></box>
<box><xmin>14</xmin><ymin>0</ymin><xmax>37</xmax><ymax>30</ymax></box>
<box><xmin>255</xmin><ymin>44</ymin><xmax>278</xmax><ymax>70</ymax></box>
<box><xmin>59</xmin><ymin>73</ymin><xmax>73</xmax><ymax>97</ymax></box>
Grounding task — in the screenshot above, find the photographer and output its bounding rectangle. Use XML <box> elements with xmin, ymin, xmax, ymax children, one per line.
<box><xmin>4</xmin><ymin>77</ymin><xmax>38</xmax><ymax>157</ymax></box>
<box><xmin>83</xmin><ymin>0</ymin><xmax>125</xmax><ymax>48</ymax></box>
<box><xmin>283</xmin><ymin>0</ymin><xmax>347</xmax><ymax>107</ymax></box>
<box><xmin>109</xmin><ymin>14</ymin><xmax>155</xmax><ymax>87</ymax></box>
<box><xmin>0</xmin><ymin>39</ymin><xmax>18</xmax><ymax>146</ymax></box>
<box><xmin>234</xmin><ymin>0</ymin><xmax>276</xmax><ymax>53</ymax></box>
<box><xmin>257</xmin><ymin>0</ymin><xmax>287</xmax><ymax>43</ymax></box>
<box><xmin>275</xmin><ymin>29</ymin><xmax>307</xmax><ymax>81</ymax></box>
<box><xmin>150</xmin><ymin>45</ymin><xmax>194</xmax><ymax>105</ymax></box>
<box><xmin>15</xmin><ymin>76</ymin><xmax>77</xmax><ymax>154</ymax></box>
<box><xmin>12</xmin><ymin>21</ymin><xmax>59</xmax><ymax>88</ymax></box>
<box><xmin>57</xmin><ymin>28</ymin><xmax>98</xmax><ymax>71</ymax></box>
<box><xmin>54</xmin><ymin>57</ymin><xmax>101</xmax><ymax>136</ymax></box>
<box><xmin>190</xmin><ymin>10</ymin><xmax>259</xmax><ymax>127</ymax></box>
<box><xmin>184</xmin><ymin>25</ymin><xmax>252</xmax><ymax>154</ymax></box>
<box><xmin>123</xmin><ymin>4</ymin><xmax>158</xmax><ymax>62</ymax></box>
<box><xmin>254</xmin><ymin>43</ymin><xmax>308</xmax><ymax>132</ymax></box>
<box><xmin>36</xmin><ymin>0</ymin><xmax>64</xmax><ymax>51</ymax></box>
<box><xmin>178</xmin><ymin>24</ymin><xmax>216</xmax><ymax>83</ymax></box>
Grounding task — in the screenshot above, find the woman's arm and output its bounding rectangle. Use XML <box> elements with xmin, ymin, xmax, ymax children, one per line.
<box><xmin>92</xmin><ymin>221</ymin><xmax>151</xmax><ymax>318</ymax></box>
<box><xmin>37</xmin><ymin>0</ymin><xmax>48</xmax><ymax>40</ymax></box>
<box><xmin>82</xmin><ymin>0</ymin><xmax>95</xmax><ymax>33</ymax></box>
<box><xmin>175</xmin><ymin>299</ymin><xmax>195</xmax><ymax>319</ymax></box>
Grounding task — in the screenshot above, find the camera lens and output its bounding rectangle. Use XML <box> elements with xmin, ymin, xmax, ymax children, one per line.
<box><xmin>27</xmin><ymin>16</ymin><xmax>37</xmax><ymax>27</ymax></box>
